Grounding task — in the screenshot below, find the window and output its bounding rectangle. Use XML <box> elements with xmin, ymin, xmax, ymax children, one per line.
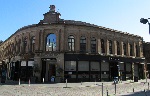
<box><xmin>31</xmin><ymin>36</ymin><xmax>35</xmax><ymax>52</ymax></box>
<box><xmin>46</xmin><ymin>34</ymin><xmax>56</xmax><ymax>51</ymax></box>
<box><xmin>68</xmin><ymin>35</ymin><xmax>75</xmax><ymax>51</ymax></box>
<box><xmin>109</xmin><ymin>40</ymin><xmax>112</xmax><ymax>54</ymax></box>
<box><xmin>80</xmin><ymin>36</ymin><xmax>86</xmax><ymax>52</ymax></box>
<box><xmin>123</xmin><ymin>43</ymin><xmax>126</xmax><ymax>55</ymax></box>
<box><xmin>136</xmin><ymin>45</ymin><xmax>138</xmax><ymax>57</ymax></box>
<box><xmin>130</xmin><ymin>44</ymin><xmax>133</xmax><ymax>56</ymax></box>
<box><xmin>101</xmin><ymin>39</ymin><xmax>105</xmax><ymax>53</ymax></box>
<box><xmin>117</xmin><ymin>41</ymin><xmax>120</xmax><ymax>55</ymax></box>
<box><xmin>91</xmin><ymin>37</ymin><xmax>96</xmax><ymax>53</ymax></box>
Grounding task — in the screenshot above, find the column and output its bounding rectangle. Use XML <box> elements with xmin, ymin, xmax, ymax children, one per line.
<box><xmin>133</xmin><ymin>42</ymin><xmax>136</xmax><ymax>57</ymax></box>
<box><xmin>40</xmin><ymin>30</ymin><xmax>44</xmax><ymax>51</ymax></box>
<box><xmin>27</xmin><ymin>32</ymin><xmax>30</xmax><ymax>53</ymax></box>
<box><xmin>139</xmin><ymin>42</ymin><xmax>143</xmax><ymax>57</ymax></box>
<box><xmin>35</xmin><ymin>30</ymin><xmax>40</xmax><ymax>51</ymax></box>
<box><xmin>76</xmin><ymin>31</ymin><xmax>80</xmax><ymax>52</ymax></box>
<box><xmin>87</xmin><ymin>33</ymin><xmax>91</xmax><ymax>53</ymax></box>
<box><xmin>126</xmin><ymin>42</ymin><xmax>130</xmax><ymax>56</ymax></box>
<box><xmin>124</xmin><ymin>62</ymin><xmax>126</xmax><ymax>81</ymax></box>
<box><xmin>97</xmin><ymin>39</ymin><xmax>101</xmax><ymax>54</ymax></box>
<box><xmin>132</xmin><ymin>62</ymin><xmax>134</xmax><ymax>82</ymax></box>
<box><xmin>60</xmin><ymin>29</ymin><xmax>64</xmax><ymax>51</ymax></box>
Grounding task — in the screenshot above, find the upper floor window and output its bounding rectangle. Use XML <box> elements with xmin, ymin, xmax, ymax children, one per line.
<box><xmin>46</xmin><ymin>34</ymin><xmax>56</xmax><ymax>51</ymax></box>
<box><xmin>109</xmin><ymin>40</ymin><xmax>112</xmax><ymax>54</ymax></box>
<box><xmin>68</xmin><ymin>35</ymin><xmax>75</xmax><ymax>51</ymax></box>
<box><xmin>101</xmin><ymin>39</ymin><xmax>105</xmax><ymax>53</ymax></box>
<box><xmin>80</xmin><ymin>36</ymin><xmax>86</xmax><ymax>52</ymax></box>
<box><xmin>123</xmin><ymin>43</ymin><xmax>126</xmax><ymax>55</ymax></box>
<box><xmin>31</xmin><ymin>36</ymin><xmax>35</xmax><ymax>52</ymax></box>
<box><xmin>130</xmin><ymin>44</ymin><xmax>133</xmax><ymax>56</ymax></box>
<box><xmin>24</xmin><ymin>37</ymin><xmax>27</xmax><ymax>53</ymax></box>
<box><xmin>136</xmin><ymin>45</ymin><xmax>138</xmax><ymax>57</ymax></box>
<box><xmin>117</xmin><ymin>41</ymin><xmax>120</xmax><ymax>55</ymax></box>
<box><xmin>91</xmin><ymin>37</ymin><xmax>96</xmax><ymax>53</ymax></box>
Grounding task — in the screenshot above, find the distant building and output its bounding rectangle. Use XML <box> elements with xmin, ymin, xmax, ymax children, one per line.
<box><xmin>0</xmin><ymin>5</ymin><xmax>145</xmax><ymax>82</ymax></box>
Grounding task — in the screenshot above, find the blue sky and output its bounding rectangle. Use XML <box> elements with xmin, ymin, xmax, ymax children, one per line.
<box><xmin>0</xmin><ymin>0</ymin><xmax>150</xmax><ymax>42</ymax></box>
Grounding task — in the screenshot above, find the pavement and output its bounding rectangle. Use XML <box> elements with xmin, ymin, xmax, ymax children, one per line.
<box><xmin>0</xmin><ymin>79</ymin><xmax>150</xmax><ymax>96</ymax></box>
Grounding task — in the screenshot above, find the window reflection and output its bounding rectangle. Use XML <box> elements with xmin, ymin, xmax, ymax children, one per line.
<box><xmin>68</xmin><ymin>35</ymin><xmax>75</xmax><ymax>51</ymax></box>
<box><xmin>130</xmin><ymin>44</ymin><xmax>133</xmax><ymax>56</ymax></box>
<box><xmin>109</xmin><ymin>40</ymin><xmax>112</xmax><ymax>54</ymax></box>
<box><xmin>101</xmin><ymin>39</ymin><xmax>105</xmax><ymax>53</ymax></box>
<box><xmin>91</xmin><ymin>37</ymin><xmax>96</xmax><ymax>53</ymax></box>
<box><xmin>46</xmin><ymin>34</ymin><xmax>56</xmax><ymax>51</ymax></box>
<box><xmin>117</xmin><ymin>41</ymin><xmax>120</xmax><ymax>55</ymax></box>
<box><xmin>80</xmin><ymin>36</ymin><xmax>86</xmax><ymax>52</ymax></box>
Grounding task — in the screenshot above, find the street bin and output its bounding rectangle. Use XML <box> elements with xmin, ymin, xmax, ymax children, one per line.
<box><xmin>134</xmin><ymin>76</ymin><xmax>138</xmax><ymax>82</ymax></box>
<box><xmin>114</xmin><ymin>77</ymin><xmax>118</xmax><ymax>84</ymax></box>
<box><xmin>51</xmin><ymin>76</ymin><xmax>55</xmax><ymax>82</ymax></box>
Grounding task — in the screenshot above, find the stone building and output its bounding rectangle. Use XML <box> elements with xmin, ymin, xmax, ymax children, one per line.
<box><xmin>143</xmin><ymin>42</ymin><xmax>150</xmax><ymax>78</ymax></box>
<box><xmin>0</xmin><ymin>5</ymin><xmax>145</xmax><ymax>83</ymax></box>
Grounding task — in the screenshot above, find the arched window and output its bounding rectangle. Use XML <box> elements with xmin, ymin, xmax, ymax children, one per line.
<box><xmin>80</xmin><ymin>36</ymin><xmax>86</xmax><ymax>52</ymax></box>
<box><xmin>31</xmin><ymin>36</ymin><xmax>35</xmax><ymax>52</ymax></box>
<box><xmin>91</xmin><ymin>37</ymin><xmax>96</xmax><ymax>53</ymax></box>
<box><xmin>123</xmin><ymin>43</ymin><xmax>126</xmax><ymax>55</ymax></box>
<box><xmin>109</xmin><ymin>40</ymin><xmax>112</xmax><ymax>54</ymax></box>
<box><xmin>136</xmin><ymin>45</ymin><xmax>138</xmax><ymax>57</ymax></box>
<box><xmin>46</xmin><ymin>34</ymin><xmax>56</xmax><ymax>51</ymax></box>
<box><xmin>130</xmin><ymin>44</ymin><xmax>133</xmax><ymax>56</ymax></box>
<box><xmin>117</xmin><ymin>41</ymin><xmax>120</xmax><ymax>55</ymax></box>
<box><xmin>101</xmin><ymin>39</ymin><xmax>105</xmax><ymax>53</ymax></box>
<box><xmin>24</xmin><ymin>37</ymin><xmax>27</xmax><ymax>53</ymax></box>
<box><xmin>68</xmin><ymin>35</ymin><xmax>75</xmax><ymax>51</ymax></box>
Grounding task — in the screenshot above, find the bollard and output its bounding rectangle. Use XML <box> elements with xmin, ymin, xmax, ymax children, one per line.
<box><xmin>107</xmin><ymin>90</ymin><xmax>108</xmax><ymax>96</ymax></box>
<box><xmin>115</xmin><ymin>83</ymin><xmax>116</xmax><ymax>94</ymax></box>
<box><xmin>133</xmin><ymin>88</ymin><xmax>134</xmax><ymax>92</ymax></box>
<box><xmin>66</xmin><ymin>79</ymin><xmax>67</xmax><ymax>88</ymax></box>
<box><xmin>148</xmin><ymin>83</ymin><xmax>149</xmax><ymax>90</ymax></box>
<box><xmin>19</xmin><ymin>78</ymin><xmax>20</xmax><ymax>85</ymax></box>
<box><xmin>81</xmin><ymin>81</ymin><xmax>82</xmax><ymax>85</ymax></box>
<box><xmin>102</xmin><ymin>83</ymin><xmax>103</xmax><ymax>96</ymax></box>
<box><xmin>29</xmin><ymin>79</ymin><xmax>30</xmax><ymax>86</ymax></box>
<box><xmin>43</xmin><ymin>78</ymin><xmax>44</xmax><ymax>83</ymax></box>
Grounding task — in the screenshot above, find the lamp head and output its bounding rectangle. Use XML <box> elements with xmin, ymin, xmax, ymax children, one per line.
<box><xmin>140</xmin><ymin>18</ymin><xmax>148</xmax><ymax>24</ymax></box>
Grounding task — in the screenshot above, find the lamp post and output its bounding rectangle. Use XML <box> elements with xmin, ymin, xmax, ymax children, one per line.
<box><xmin>140</xmin><ymin>18</ymin><xmax>149</xmax><ymax>82</ymax></box>
<box><xmin>140</xmin><ymin>18</ymin><xmax>150</xmax><ymax>34</ymax></box>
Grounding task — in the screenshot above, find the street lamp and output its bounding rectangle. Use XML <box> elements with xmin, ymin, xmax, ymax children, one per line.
<box><xmin>140</xmin><ymin>18</ymin><xmax>150</xmax><ymax>34</ymax></box>
<box><xmin>140</xmin><ymin>18</ymin><xmax>149</xmax><ymax>82</ymax></box>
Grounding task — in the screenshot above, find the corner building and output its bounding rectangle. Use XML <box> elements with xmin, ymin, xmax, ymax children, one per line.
<box><xmin>0</xmin><ymin>5</ymin><xmax>145</xmax><ymax>82</ymax></box>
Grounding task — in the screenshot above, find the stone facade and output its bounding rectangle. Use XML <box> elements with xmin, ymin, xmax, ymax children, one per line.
<box><xmin>0</xmin><ymin>5</ymin><xmax>145</xmax><ymax>82</ymax></box>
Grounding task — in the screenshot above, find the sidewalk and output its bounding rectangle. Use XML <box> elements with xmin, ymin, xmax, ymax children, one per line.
<box><xmin>0</xmin><ymin>79</ymin><xmax>150</xmax><ymax>96</ymax></box>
